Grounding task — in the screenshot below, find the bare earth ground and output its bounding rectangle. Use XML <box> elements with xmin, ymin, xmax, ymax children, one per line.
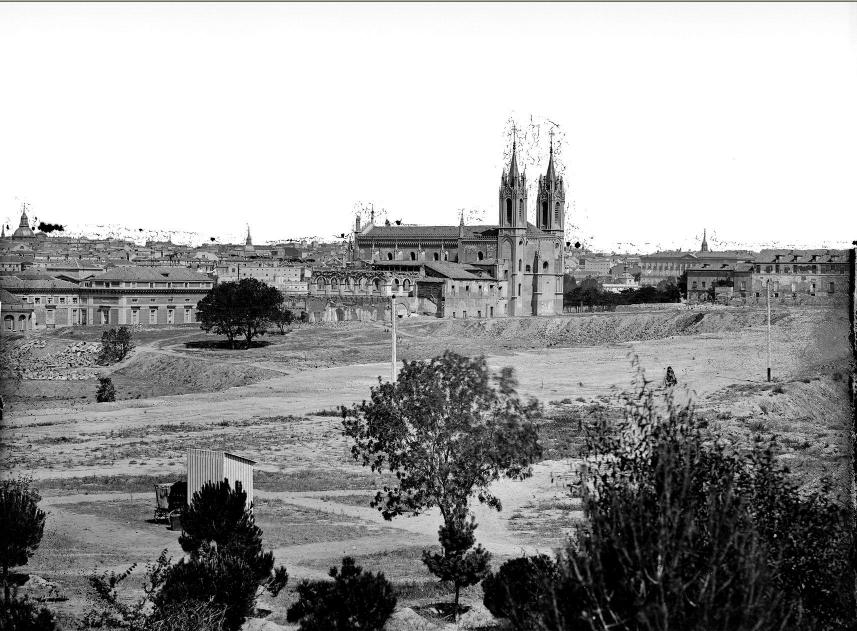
<box><xmin>0</xmin><ymin>305</ymin><xmax>852</xmax><ymax>629</ymax></box>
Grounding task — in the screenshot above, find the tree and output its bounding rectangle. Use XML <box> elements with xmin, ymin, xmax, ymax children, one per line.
<box><xmin>96</xmin><ymin>376</ymin><xmax>116</xmax><ymax>402</ymax></box>
<box><xmin>196</xmin><ymin>279</ymin><xmax>283</xmax><ymax>348</ymax></box>
<box><xmin>343</xmin><ymin>352</ymin><xmax>542</xmax><ymax>609</ymax></box>
<box><xmin>179</xmin><ymin>480</ymin><xmax>281</xmax><ymax>584</ymax></box>
<box><xmin>0</xmin><ymin>478</ymin><xmax>46</xmax><ymax>605</ymax></box>
<box><xmin>272</xmin><ymin>305</ymin><xmax>295</xmax><ymax>334</ymax></box>
<box><xmin>286</xmin><ymin>557</ymin><xmax>397</xmax><ymax>631</ymax></box>
<box><xmin>99</xmin><ymin>326</ymin><xmax>135</xmax><ymax>364</ymax></box>
<box><xmin>422</xmin><ymin>511</ymin><xmax>490</xmax><ymax>615</ymax></box>
<box><xmin>482</xmin><ymin>555</ymin><xmax>559</xmax><ymax>630</ymax></box>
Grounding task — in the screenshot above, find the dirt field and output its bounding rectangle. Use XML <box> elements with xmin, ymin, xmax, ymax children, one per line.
<box><xmin>0</xmin><ymin>305</ymin><xmax>852</xmax><ymax>629</ymax></box>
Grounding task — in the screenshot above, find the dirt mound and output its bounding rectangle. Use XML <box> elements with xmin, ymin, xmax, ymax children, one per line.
<box><xmin>113</xmin><ymin>351</ymin><xmax>279</xmax><ymax>395</ymax></box>
<box><xmin>412</xmin><ymin>309</ymin><xmax>779</xmax><ymax>348</ymax></box>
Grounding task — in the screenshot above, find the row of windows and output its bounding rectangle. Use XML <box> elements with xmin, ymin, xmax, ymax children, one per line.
<box><xmin>691</xmin><ymin>280</ymin><xmax>837</xmax><ymax>293</ymax></box>
<box><xmin>91</xmin><ymin>281</ymin><xmax>208</xmax><ymax>289</ymax></box>
<box><xmin>315</xmin><ymin>277</ymin><xmax>412</xmax><ymax>292</ymax></box>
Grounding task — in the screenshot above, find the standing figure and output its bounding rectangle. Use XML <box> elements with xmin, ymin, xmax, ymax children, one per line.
<box><xmin>665</xmin><ymin>366</ymin><xmax>678</xmax><ymax>388</ymax></box>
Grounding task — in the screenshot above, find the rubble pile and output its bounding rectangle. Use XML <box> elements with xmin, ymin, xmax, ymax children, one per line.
<box><xmin>1</xmin><ymin>338</ymin><xmax>102</xmax><ymax>380</ymax></box>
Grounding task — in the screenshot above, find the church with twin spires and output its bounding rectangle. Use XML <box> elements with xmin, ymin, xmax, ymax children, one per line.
<box><xmin>352</xmin><ymin>135</ymin><xmax>567</xmax><ymax>317</ymax></box>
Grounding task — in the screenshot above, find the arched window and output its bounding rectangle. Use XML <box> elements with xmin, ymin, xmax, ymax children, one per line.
<box><xmin>541</xmin><ymin>201</ymin><xmax>548</xmax><ymax>226</ymax></box>
<box><xmin>525</xmin><ymin>265</ymin><xmax>531</xmax><ymax>273</ymax></box>
<box><xmin>373</xmin><ymin>278</ymin><xmax>382</xmax><ymax>292</ymax></box>
<box><xmin>317</xmin><ymin>278</ymin><xmax>324</xmax><ymax>290</ymax></box>
<box><xmin>387</xmin><ymin>252</ymin><xmax>393</xmax><ymax>260</ymax></box>
<box><xmin>393</xmin><ymin>278</ymin><xmax>400</xmax><ymax>292</ymax></box>
<box><xmin>443</xmin><ymin>252</ymin><xmax>449</xmax><ymax>261</ymax></box>
<box><xmin>518</xmin><ymin>259</ymin><xmax>522</xmax><ymax>272</ymax></box>
<box><xmin>519</xmin><ymin>199</ymin><xmax>524</xmax><ymax>220</ymax></box>
<box><xmin>555</xmin><ymin>202</ymin><xmax>561</xmax><ymax>222</ymax></box>
<box><xmin>505</xmin><ymin>198</ymin><xmax>512</xmax><ymax>224</ymax></box>
<box><xmin>543</xmin><ymin>261</ymin><xmax>549</xmax><ymax>270</ymax></box>
<box><xmin>410</xmin><ymin>251</ymin><xmax>416</xmax><ymax>261</ymax></box>
<box><xmin>433</xmin><ymin>252</ymin><xmax>439</xmax><ymax>261</ymax></box>
<box><xmin>477</xmin><ymin>251</ymin><xmax>484</xmax><ymax>261</ymax></box>
<box><xmin>345</xmin><ymin>277</ymin><xmax>352</xmax><ymax>289</ymax></box>
<box><xmin>517</xmin><ymin>283</ymin><xmax>521</xmax><ymax>296</ymax></box>
<box><xmin>4</xmin><ymin>315</ymin><xmax>13</xmax><ymax>331</ymax></box>
<box><xmin>402</xmin><ymin>279</ymin><xmax>411</xmax><ymax>292</ymax></box>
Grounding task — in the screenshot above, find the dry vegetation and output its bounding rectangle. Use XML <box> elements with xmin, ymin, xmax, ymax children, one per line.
<box><xmin>0</xmin><ymin>305</ymin><xmax>852</xmax><ymax>629</ymax></box>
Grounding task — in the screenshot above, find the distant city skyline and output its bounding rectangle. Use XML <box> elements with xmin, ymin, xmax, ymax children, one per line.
<box><xmin>1</xmin><ymin>3</ymin><xmax>855</xmax><ymax>251</ymax></box>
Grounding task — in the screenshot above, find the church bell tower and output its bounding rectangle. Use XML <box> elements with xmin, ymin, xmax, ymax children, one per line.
<box><xmin>536</xmin><ymin>133</ymin><xmax>565</xmax><ymax>237</ymax></box>
<box><xmin>498</xmin><ymin>131</ymin><xmax>527</xmax><ymax>230</ymax></box>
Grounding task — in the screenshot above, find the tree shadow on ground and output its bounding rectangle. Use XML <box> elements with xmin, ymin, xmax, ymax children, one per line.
<box><xmin>183</xmin><ymin>340</ymin><xmax>271</xmax><ymax>350</ymax></box>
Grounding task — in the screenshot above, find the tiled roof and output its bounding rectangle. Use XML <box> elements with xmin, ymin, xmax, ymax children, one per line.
<box><xmin>0</xmin><ymin>288</ymin><xmax>27</xmax><ymax>305</ymax></box>
<box><xmin>0</xmin><ymin>275</ymin><xmax>78</xmax><ymax>291</ymax></box>
<box><xmin>371</xmin><ymin>260</ymin><xmax>486</xmax><ymax>281</ymax></box>
<box><xmin>91</xmin><ymin>266</ymin><xmax>210</xmax><ymax>282</ymax></box>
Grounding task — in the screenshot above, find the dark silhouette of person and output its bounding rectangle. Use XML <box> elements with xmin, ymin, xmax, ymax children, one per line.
<box><xmin>665</xmin><ymin>366</ymin><xmax>677</xmax><ymax>387</ymax></box>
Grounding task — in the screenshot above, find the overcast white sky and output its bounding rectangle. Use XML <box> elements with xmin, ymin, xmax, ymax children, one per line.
<box><xmin>1</xmin><ymin>2</ymin><xmax>855</xmax><ymax>251</ymax></box>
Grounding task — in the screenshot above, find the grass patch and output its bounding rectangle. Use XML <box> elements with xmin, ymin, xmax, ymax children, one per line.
<box><xmin>255</xmin><ymin>468</ymin><xmax>397</xmax><ymax>492</ymax></box>
<box><xmin>37</xmin><ymin>474</ymin><xmax>183</xmax><ymax>495</ymax></box>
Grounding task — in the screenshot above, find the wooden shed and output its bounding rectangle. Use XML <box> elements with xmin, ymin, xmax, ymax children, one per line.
<box><xmin>186</xmin><ymin>449</ymin><xmax>256</xmax><ymax>508</ymax></box>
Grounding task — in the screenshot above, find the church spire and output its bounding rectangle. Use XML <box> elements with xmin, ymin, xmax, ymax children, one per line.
<box><xmin>508</xmin><ymin>125</ymin><xmax>520</xmax><ymax>181</ymax></box>
<box><xmin>701</xmin><ymin>228</ymin><xmax>709</xmax><ymax>252</ymax></box>
<box><xmin>545</xmin><ymin>130</ymin><xmax>556</xmax><ymax>181</ymax></box>
<box><xmin>245</xmin><ymin>224</ymin><xmax>252</xmax><ymax>247</ymax></box>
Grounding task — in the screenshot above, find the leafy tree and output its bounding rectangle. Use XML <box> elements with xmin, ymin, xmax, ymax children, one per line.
<box><xmin>196</xmin><ymin>279</ymin><xmax>283</xmax><ymax>348</ymax></box>
<box><xmin>343</xmin><ymin>352</ymin><xmax>542</xmax><ymax>609</ymax></box>
<box><xmin>0</xmin><ymin>478</ymin><xmax>46</xmax><ymax>605</ymax></box>
<box><xmin>286</xmin><ymin>556</ymin><xmax>396</xmax><ymax>631</ymax></box>
<box><xmin>422</xmin><ymin>511</ymin><xmax>490</xmax><ymax>615</ymax></box>
<box><xmin>99</xmin><ymin>326</ymin><xmax>135</xmax><ymax>364</ymax></box>
<box><xmin>272</xmin><ymin>305</ymin><xmax>295</xmax><ymax>334</ymax></box>
<box><xmin>96</xmin><ymin>376</ymin><xmax>116</xmax><ymax>402</ymax></box>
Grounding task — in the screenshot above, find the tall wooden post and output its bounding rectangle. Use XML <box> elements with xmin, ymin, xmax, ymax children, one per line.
<box><xmin>766</xmin><ymin>279</ymin><xmax>772</xmax><ymax>382</ymax></box>
<box><xmin>391</xmin><ymin>293</ymin><xmax>397</xmax><ymax>383</ymax></box>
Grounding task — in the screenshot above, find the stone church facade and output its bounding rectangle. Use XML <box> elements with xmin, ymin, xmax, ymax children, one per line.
<box><xmin>351</xmin><ymin>139</ymin><xmax>566</xmax><ymax>317</ymax></box>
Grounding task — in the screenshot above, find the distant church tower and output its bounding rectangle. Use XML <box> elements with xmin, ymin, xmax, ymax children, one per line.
<box><xmin>536</xmin><ymin>133</ymin><xmax>565</xmax><ymax>237</ymax></box>
<box><xmin>245</xmin><ymin>224</ymin><xmax>253</xmax><ymax>247</ymax></box>
<box><xmin>498</xmin><ymin>131</ymin><xmax>527</xmax><ymax>230</ymax></box>
<box><xmin>700</xmin><ymin>229</ymin><xmax>709</xmax><ymax>252</ymax></box>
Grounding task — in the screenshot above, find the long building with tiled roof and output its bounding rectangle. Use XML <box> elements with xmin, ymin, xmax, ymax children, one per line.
<box><xmin>351</xmin><ymin>135</ymin><xmax>566</xmax><ymax>317</ymax></box>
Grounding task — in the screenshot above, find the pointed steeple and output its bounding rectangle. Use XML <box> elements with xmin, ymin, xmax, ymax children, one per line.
<box><xmin>508</xmin><ymin>135</ymin><xmax>520</xmax><ymax>181</ymax></box>
<box><xmin>701</xmin><ymin>229</ymin><xmax>709</xmax><ymax>253</ymax></box>
<box><xmin>545</xmin><ymin>132</ymin><xmax>556</xmax><ymax>181</ymax></box>
<box><xmin>245</xmin><ymin>224</ymin><xmax>253</xmax><ymax>247</ymax></box>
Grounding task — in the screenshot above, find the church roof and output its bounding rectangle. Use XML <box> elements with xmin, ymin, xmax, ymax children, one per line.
<box><xmin>360</xmin><ymin>222</ymin><xmax>551</xmax><ymax>240</ymax></box>
<box><xmin>0</xmin><ymin>275</ymin><xmax>78</xmax><ymax>291</ymax></box>
<box><xmin>90</xmin><ymin>266</ymin><xmax>210</xmax><ymax>282</ymax></box>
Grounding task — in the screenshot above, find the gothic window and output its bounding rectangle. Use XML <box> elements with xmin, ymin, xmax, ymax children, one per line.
<box><xmin>410</xmin><ymin>251</ymin><xmax>416</xmax><ymax>261</ymax></box>
<box><xmin>477</xmin><ymin>251</ymin><xmax>484</xmax><ymax>261</ymax></box>
<box><xmin>387</xmin><ymin>252</ymin><xmax>393</xmax><ymax>260</ymax></box>
<box><xmin>555</xmin><ymin>202</ymin><xmax>561</xmax><ymax>222</ymax></box>
<box><xmin>505</xmin><ymin>198</ymin><xmax>513</xmax><ymax>224</ymax></box>
<box><xmin>393</xmin><ymin>278</ymin><xmax>400</xmax><ymax>292</ymax></box>
<box><xmin>541</xmin><ymin>202</ymin><xmax>548</xmax><ymax>226</ymax></box>
<box><xmin>433</xmin><ymin>252</ymin><xmax>439</xmax><ymax>261</ymax></box>
<box><xmin>517</xmin><ymin>283</ymin><xmax>521</xmax><ymax>297</ymax></box>
<box><xmin>402</xmin><ymin>279</ymin><xmax>411</xmax><ymax>292</ymax></box>
<box><xmin>519</xmin><ymin>199</ymin><xmax>524</xmax><ymax>220</ymax></box>
<box><xmin>543</xmin><ymin>261</ymin><xmax>549</xmax><ymax>270</ymax></box>
<box><xmin>373</xmin><ymin>278</ymin><xmax>382</xmax><ymax>292</ymax></box>
<box><xmin>525</xmin><ymin>265</ymin><xmax>531</xmax><ymax>273</ymax></box>
<box><xmin>518</xmin><ymin>259</ymin><xmax>522</xmax><ymax>272</ymax></box>
<box><xmin>443</xmin><ymin>253</ymin><xmax>449</xmax><ymax>261</ymax></box>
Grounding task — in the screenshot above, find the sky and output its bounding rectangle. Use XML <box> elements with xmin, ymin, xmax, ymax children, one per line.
<box><xmin>1</xmin><ymin>2</ymin><xmax>856</xmax><ymax>252</ymax></box>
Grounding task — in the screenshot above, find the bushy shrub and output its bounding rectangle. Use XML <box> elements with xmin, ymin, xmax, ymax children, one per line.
<box><xmin>482</xmin><ymin>555</ymin><xmax>558</xmax><ymax>630</ymax></box>
<box><xmin>154</xmin><ymin>550</ymin><xmax>256</xmax><ymax>631</ymax></box>
<box><xmin>0</xmin><ymin>596</ymin><xmax>58</xmax><ymax>631</ymax></box>
<box><xmin>539</xmin><ymin>364</ymin><xmax>855</xmax><ymax>631</ymax></box>
<box><xmin>286</xmin><ymin>557</ymin><xmax>396</xmax><ymax>631</ymax></box>
<box><xmin>95</xmin><ymin>376</ymin><xmax>116</xmax><ymax>403</ymax></box>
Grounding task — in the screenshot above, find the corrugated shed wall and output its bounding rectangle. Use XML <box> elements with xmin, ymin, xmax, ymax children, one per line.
<box><xmin>223</xmin><ymin>454</ymin><xmax>254</xmax><ymax>506</ymax></box>
<box><xmin>187</xmin><ymin>449</ymin><xmax>224</xmax><ymax>505</ymax></box>
<box><xmin>186</xmin><ymin>449</ymin><xmax>254</xmax><ymax>508</ymax></box>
